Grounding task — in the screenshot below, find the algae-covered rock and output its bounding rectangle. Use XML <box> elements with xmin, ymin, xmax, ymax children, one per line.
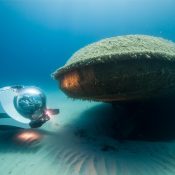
<box><xmin>53</xmin><ymin>35</ymin><xmax>175</xmax><ymax>102</ymax></box>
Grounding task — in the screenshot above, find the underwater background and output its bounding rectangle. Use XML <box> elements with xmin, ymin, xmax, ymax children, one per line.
<box><xmin>1</xmin><ymin>0</ymin><xmax>175</xmax><ymax>175</ymax></box>
<box><xmin>1</xmin><ymin>0</ymin><xmax>175</xmax><ymax>89</ymax></box>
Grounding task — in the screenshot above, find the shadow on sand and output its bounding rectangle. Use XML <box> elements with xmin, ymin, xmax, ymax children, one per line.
<box><xmin>72</xmin><ymin>100</ymin><xmax>175</xmax><ymax>142</ymax></box>
<box><xmin>1</xmin><ymin>99</ymin><xmax>175</xmax><ymax>153</ymax></box>
<box><xmin>1</xmin><ymin>100</ymin><xmax>175</xmax><ymax>174</ymax></box>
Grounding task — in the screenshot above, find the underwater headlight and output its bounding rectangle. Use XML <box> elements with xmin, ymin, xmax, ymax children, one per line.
<box><xmin>0</xmin><ymin>86</ymin><xmax>59</xmax><ymax>129</ymax></box>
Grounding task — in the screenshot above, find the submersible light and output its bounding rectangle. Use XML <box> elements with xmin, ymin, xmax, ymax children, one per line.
<box><xmin>0</xmin><ymin>85</ymin><xmax>59</xmax><ymax>129</ymax></box>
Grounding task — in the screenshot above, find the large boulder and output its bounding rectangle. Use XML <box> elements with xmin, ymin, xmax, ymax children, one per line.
<box><xmin>53</xmin><ymin>35</ymin><xmax>175</xmax><ymax>102</ymax></box>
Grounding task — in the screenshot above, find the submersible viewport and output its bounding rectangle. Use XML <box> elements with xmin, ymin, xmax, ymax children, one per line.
<box><xmin>0</xmin><ymin>85</ymin><xmax>59</xmax><ymax>129</ymax></box>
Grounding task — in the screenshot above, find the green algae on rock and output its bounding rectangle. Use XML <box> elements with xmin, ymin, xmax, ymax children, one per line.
<box><xmin>52</xmin><ymin>35</ymin><xmax>175</xmax><ymax>102</ymax></box>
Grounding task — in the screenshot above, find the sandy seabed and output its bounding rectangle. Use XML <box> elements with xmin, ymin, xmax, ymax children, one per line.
<box><xmin>1</xmin><ymin>90</ymin><xmax>175</xmax><ymax>175</ymax></box>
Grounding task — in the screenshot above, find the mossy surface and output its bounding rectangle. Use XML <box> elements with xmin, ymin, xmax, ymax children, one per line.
<box><xmin>53</xmin><ymin>35</ymin><xmax>175</xmax><ymax>77</ymax></box>
<box><xmin>53</xmin><ymin>35</ymin><xmax>175</xmax><ymax>102</ymax></box>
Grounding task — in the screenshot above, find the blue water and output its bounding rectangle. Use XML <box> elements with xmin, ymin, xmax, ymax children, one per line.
<box><xmin>1</xmin><ymin>1</ymin><xmax>175</xmax><ymax>175</ymax></box>
<box><xmin>0</xmin><ymin>0</ymin><xmax>175</xmax><ymax>89</ymax></box>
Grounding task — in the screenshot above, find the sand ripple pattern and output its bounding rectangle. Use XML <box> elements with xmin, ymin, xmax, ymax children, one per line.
<box><xmin>1</xmin><ymin>95</ymin><xmax>175</xmax><ymax>175</ymax></box>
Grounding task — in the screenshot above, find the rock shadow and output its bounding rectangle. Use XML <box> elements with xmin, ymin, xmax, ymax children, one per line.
<box><xmin>72</xmin><ymin>99</ymin><xmax>175</xmax><ymax>142</ymax></box>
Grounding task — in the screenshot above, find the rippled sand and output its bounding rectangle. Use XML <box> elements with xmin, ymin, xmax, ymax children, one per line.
<box><xmin>1</xmin><ymin>90</ymin><xmax>175</xmax><ymax>175</ymax></box>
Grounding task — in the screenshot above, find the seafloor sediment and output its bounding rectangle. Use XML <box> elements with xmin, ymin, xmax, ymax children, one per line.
<box><xmin>0</xmin><ymin>90</ymin><xmax>175</xmax><ymax>175</ymax></box>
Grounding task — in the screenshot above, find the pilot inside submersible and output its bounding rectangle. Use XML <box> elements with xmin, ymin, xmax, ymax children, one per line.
<box><xmin>0</xmin><ymin>85</ymin><xmax>59</xmax><ymax>129</ymax></box>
